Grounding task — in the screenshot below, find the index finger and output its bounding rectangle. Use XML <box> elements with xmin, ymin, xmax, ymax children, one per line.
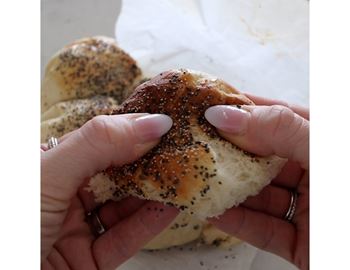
<box><xmin>92</xmin><ymin>201</ymin><xmax>178</xmax><ymax>270</ymax></box>
<box><xmin>244</xmin><ymin>93</ymin><xmax>309</xmax><ymax>120</ymax></box>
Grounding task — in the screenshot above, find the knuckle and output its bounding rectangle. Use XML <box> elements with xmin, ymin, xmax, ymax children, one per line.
<box><xmin>78</xmin><ymin>115</ymin><xmax>117</xmax><ymax>157</ymax></box>
<box><xmin>83</xmin><ymin>115</ymin><xmax>136</xmax><ymax>148</ymax></box>
<box><xmin>261</xmin><ymin>216</ymin><xmax>275</xmax><ymax>250</ymax></box>
<box><xmin>84</xmin><ymin>115</ymin><xmax>112</xmax><ymax>144</ymax></box>
<box><xmin>80</xmin><ymin>115</ymin><xmax>142</xmax><ymax>164</ymax></box>
<box><xmin>110</xmin><ymin>231</ymin><xmax>132</xmax><ymax>261</ymax></box>
<box><xmin>93</xmin><ymin>230</ymin><xmax>130</xmax><ymax>269</ymax></box>
<box><xmin>269</xmin><ymin>105</ymin><xmax>302</xmax><ymax>141</ymax></box>
<box><xmin>138</xmin><ymin>213</ymin><xmax>156</xmax><ymax>235</ymax></box>
<box><xmin>261</xmin><ymin>187</ymin><xmax>272</xmax><ymax>212</ymax></box>
<box><xmin>271</xmin><ymin>105</ymin><xmax>295</xmax><ymax>129</ymax></box>
<box><xmin>232</xmin><ymin>208</ymin><xmax>246</xmax><ymax>235</ymax></box>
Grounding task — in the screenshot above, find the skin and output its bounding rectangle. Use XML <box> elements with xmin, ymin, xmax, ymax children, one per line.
<box><xmin>206</xmin><ymin>94</ymin><xmax>309</xmax><ymax>270</ymax></box>
<box><xmin>41</xmin><ymin>94</ymin><xmax>309</xmax><ymax>270</ymax></box>
<box><xmin>41</xmin><ymin>113</ymin><xmax>178</xmax><ymax>270</ymax></box>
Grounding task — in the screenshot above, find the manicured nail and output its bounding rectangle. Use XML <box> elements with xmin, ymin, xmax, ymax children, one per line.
<box><xmin>205</xmin><ymin>105</ymin><xmax>249</xmax><ymax>134</ymax></box>
<box><xmin>133</xmin><ymin>114</ymin><xmax>173</xmax><ymax>142</ymax></box>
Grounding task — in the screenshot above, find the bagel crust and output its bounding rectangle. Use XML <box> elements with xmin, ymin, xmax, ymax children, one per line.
<box><xmin>41</xmin><ymin>36</ymin><xmax>142</xmax><ymax>112</ymax></box>
<box><xmin>41</xmin><ymin>95</ymin><xmax>118</xmax><ymax>143</ymax></box>
<box><xmin>88</xmin><ymin>69</ymin><xmax>285</xmax><ymax>219</ymax></box>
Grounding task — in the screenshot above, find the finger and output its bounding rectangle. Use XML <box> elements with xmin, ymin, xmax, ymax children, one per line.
<box><xmin>242</xmin><ymin>185</ymin><xmax>291</xmax><ymax>219</ymax></box>
<box><xmin>98</xmin><ymin>197</ymin><xmax>146</xmax><ymax>229</ymax></box>
<box><xmin>244</xmin><ymin>93</ymin><xmax>309</xmax><ymax>120</ymax></box>
<box><xmin>93</xmin><ymin>201</ymin><xmax>178</xmax><ymax>270</ymax></box>
<box><xmin>78</xmin><ymin>181</ymin><xmax>146</xmax><ymax>221</ymax></box>
<box><xmin>40</xmin><ymin>130</ymin><xmax>75</xmax><ymax>151</ymax></box>
<box><xmin>205</xmin><ymin>105</ymin><xmax>309</xmax><ymax>169</ymax></box>
<box><xmin>41</xmin><ymin>145</ymin><xmax>48</xmax><ymax>152</ymax></box>
<box><xmin>272</xmin><ymin>161</ymin><xmax>304</xmax><ymax>189</ymax></box>
<box><xmin>43</xmin><ymin>113</ymin><xmax>150</xmax><ymax>148</ymax></box>
<box><xmin>208</xmin><ymin>206</ymin><xmax>295</xmax><ymax>263</ymax></box>
<box><xmin>48</xmin><ymin>197</ymin><xmax>98</xmax><ymax>269</ymax></box>
<box><xmin>57</xmin><ymin>129</ymin><xmax>76</xmax><ymax>142</ymax></box>
<box><xmin>41</xmin><ymin>113</ymin><xmax>173</xmax><ymax>203</ymax></box>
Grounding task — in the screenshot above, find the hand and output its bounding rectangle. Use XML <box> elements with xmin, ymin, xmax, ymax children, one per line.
<box><xmin>41</xmin><ymin>113</ymin><xmax>178</xmax><ymax>270</ymax></box>
<box><xmin>204</xmin><ymin>94</ymin><xmax>309</xmax><ymax>270</ymax></box>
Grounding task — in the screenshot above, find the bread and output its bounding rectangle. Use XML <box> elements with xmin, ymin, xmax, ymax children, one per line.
<box><xmin>41</xmin><ymin>38</ymin><xmax>284</xmax><ymax>248</ymax></box>
<box><xmin>41</xmin><ymin>39</ymin><xmax>203</xmax><ymax>249</ymax></box>
<box><xmin>88</xmin><ymin>69</ymin><xmax>286</xmax><ymax>219</ymax></box>
<box><xmin>144</xmin><ymin>213</ymin><xmax>240</xmax><ymax>250</ymax></box>
<box><xmin>144</xmin><ymin>212</ymin><xmax>202</xmax><ymax>250</ymax></box>
<box><xmin>41</xmin><ymin>95</ymin><xmax>118</xmax><ymax>143</ymax></box>
<box><xmin>201</xmin><ymin>223</ymin><xmax>241</xmax><ymax>249</ymax></box>
<box><xmin>41</xmin><ymin>36</ymin><xmax>142</xmax><ymax>113</ymax></box>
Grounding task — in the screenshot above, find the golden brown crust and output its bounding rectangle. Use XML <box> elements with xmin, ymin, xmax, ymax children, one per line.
<box><xmin>42</xmin><ymin>36</ymin><xmax>142</xmax><ymax>111</ymax></box>
<box><xmin>98</xmin><ymin>69</ymin><xmax>254</xmax><ymax>210</ymax></box>
<box><xmin>55</xmin><ymin>37</ymin><xmax>140</xmax><ymax>101</ymax></box>
<box><xmin>41</xmin><ymin>95</ymin><xmax>118</xmax><ymax>142</ymax></box>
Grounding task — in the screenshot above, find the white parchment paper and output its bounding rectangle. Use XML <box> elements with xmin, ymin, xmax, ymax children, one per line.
<box><xmin>115</xmin><ymin>0</ymin><xmax>307</xmax><ymax>269</ymax></box>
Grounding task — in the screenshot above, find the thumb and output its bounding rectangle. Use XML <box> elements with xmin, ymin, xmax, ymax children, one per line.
<box><xmin>41</xmin><ymin>114</ymin><xmax>173</xmax><ymax>202</ymax></box>
<box><xmin>205</xmin><ymin>105</ymin><xmax>309</xmax><ymax>169</ymax></box>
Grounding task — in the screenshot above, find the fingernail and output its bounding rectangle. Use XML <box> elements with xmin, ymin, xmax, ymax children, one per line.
<box><xmin>205</xmin><ymin>105</ymin><xmax>249</xmax><ymax>134</ymax></box>
<box><xmin>133</xmin><ymin>114</ymin><xmax>173</xmax><ymax>142</ymax></box>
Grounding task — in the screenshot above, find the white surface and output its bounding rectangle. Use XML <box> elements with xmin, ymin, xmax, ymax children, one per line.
<box><xmin>116</xmin><ymin>0</ymin><xmax>309</xmax><ymax>107</ymax></box>
<box><xmin>41</xmin><ymin>0</ymin><xmax>121</xmax><ymax>76</ymax></box>
<box><xmin>119</xmin><ymin>242</ymin><xmax>259</xmax><ymax>270</ymax></box>
<box><xmin>119</xmin><ymin>241</ymin><xmax>297</xmax><ymax>270</ymax></box>
<box><xmin>116</xmin><ymin>0</ymin><xmax>308</xmax><ymax>269</ymax></box>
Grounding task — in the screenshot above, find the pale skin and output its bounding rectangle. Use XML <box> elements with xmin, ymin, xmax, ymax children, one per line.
<box><xmin>206</xmin><ymin>94</ymin><xmax>309</xmax><ymax>270</ymax></box>
<box><xmin>41</xmin><ymin>113</ymin><xmax>179</xmax><ymax>270</ymax></box>
<box><xmin>41</xmin><ymin>94</ymin><xmax>309</xmax><ymax>270</ymax></box>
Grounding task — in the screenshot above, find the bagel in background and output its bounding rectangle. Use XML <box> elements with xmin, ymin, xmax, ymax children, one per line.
<box><xmin>41</xmin><ymin>95</ymin><xmax>118</xmax><ymax>143</ymax></box>
<box><xmin>88</xmin><ymin>69</ymin><xmax>286</xmax><ymax>220</ymax></box>
<box><xmin>41</xmin><ymin>36</ymin><xmax>142</xmax><ymax>113</ymax></box>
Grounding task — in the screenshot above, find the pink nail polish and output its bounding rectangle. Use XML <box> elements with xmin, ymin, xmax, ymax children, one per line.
<box><xmin>133</xmin><ymin>114</ymin><xmax>173</xmax><ymax>142</ymax></box>
<box><xmin>204</xmin><ymin>105</ymin><xmax>249</xmax><ymax>134</ymax></box>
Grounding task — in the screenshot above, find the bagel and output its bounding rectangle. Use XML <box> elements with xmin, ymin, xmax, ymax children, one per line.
<box><xmin>41</xmin><ymin>36</ymin><xmax>142</xmax><ymax>113</ymax></box>
<box><xmin>41</xmin><ymin>95</ymin><xmax>118</xmax><ymax>143</ymax></box>
<box><xmin>144</xmin><ymin>212</ymin><xmax>202</xmax><ymax>250</ymax></box>
<box><xmin>88</xmin><ymin>69</ymin><xmax>286</xmax><ymax>219</ymax></box>
<box><xmin>201</xmin><ymin>223</ymin><xmax>241</xmax><ymax>249</ymax></box>
<box><xmin>144</xmin><ymin>213</ymin><xmax>241</xmax><ymax>250</ymax></box>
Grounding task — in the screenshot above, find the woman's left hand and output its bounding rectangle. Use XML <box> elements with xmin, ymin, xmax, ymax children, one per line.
<box><xmin>41</xmin><ymin>113</ymin><xmax>178</xmax><ymax>270</ymax></box>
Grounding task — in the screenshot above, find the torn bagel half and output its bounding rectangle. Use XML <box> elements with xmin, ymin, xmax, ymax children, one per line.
<box><xmin>88</xmin><ymin>69</ymin><xmax>286</xmax><ymax>220</ymax></box>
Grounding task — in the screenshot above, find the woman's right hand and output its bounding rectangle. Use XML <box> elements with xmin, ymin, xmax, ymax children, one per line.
<box><xmin>205</xmin><ymin>94</ymin><xmax>309</xmax><ymax>270</ymax></box>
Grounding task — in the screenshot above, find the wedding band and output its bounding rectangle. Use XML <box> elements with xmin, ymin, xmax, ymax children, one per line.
<box><xmin>47</xmin><ymin>137</ymin><xmax>59</xmax><ymax>149</ymax></box>
<box><xmin>86</xmin><ymin>209</ymin><xmax>106</xmax><ymax>236</ymax></box>
<box><xmin>284</xmin><ymin>191</ymin><xmax>298</xmax><ymax>222</ymax></box>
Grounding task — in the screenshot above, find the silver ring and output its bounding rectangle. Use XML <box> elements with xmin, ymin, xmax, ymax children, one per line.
<box><xmin>47</xmin><ymin>137</ymin><xmax>59</xmax><ymax>149</ymax></box>
<box><xmin>284</xmin><ymin>191</ymin><xmax>298</xmax><ymax>222</ymax></box>
<box><xmin>86</xmin><ymin>210</ymin><xmax>106</xmax><ymax>236</ymax></box>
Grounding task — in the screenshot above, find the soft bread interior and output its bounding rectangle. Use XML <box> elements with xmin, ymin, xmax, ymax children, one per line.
<box><xmin>187</xmin><ymin>124</ymin><xmax>285</xmax><ymax>219</ymax></box>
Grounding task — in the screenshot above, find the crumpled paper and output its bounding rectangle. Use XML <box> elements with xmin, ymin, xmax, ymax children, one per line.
<box><xmin>116</xmin><ymin>0</ymin><xmax>309</xmax><ymax>107</ymax></box>
<box><xmin>115</xmin><ymin>0</ymin><xmax>307</xmax><ymax>269</ymax></box>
